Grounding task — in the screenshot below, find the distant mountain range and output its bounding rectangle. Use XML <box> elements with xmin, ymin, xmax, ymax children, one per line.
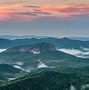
<box><xmin>70</xmin><ymin>37</ymin><xmax>89</xmax><ymax>41</ymax></box>
<box><xmin>0</xmin><ymin>35</ymin><xmax>48</xmax><ymax>40</ymax></box>
<box><xmin>0</xmin><ymin>37</ymin><xmax>89</xmax><ymax>50</ymax></box>
<box><xmin>0</xmin><ymin>37</ymin><xmax>89</xmax><ymax>58</ymax></box>
<box><xmin>0</xmin><ymin>35</ymin><xmax>89</xmax><ymax>41</ymax></box>
<box><xmin>0</xmin><ymin>43</ymin><xmax>89</xmax><ymax>71</ymax></box>
<box><xmin>0</xmin><ymin>38</ymin><xmax>89</xmax><ymax>90</ymax></box>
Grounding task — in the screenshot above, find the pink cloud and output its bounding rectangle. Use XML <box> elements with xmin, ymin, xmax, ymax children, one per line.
<box><xmin>0</xmin><ymin>5</ymin><xmax>26</xmax><ymax>21</ymax></box>
<box><xmin>0</xmin><ymin>4</ymin><xmax>89</xmax><ymax>21</ymax></box>
<box><xmin>0</xmin><ymin>4</ymin><xmax>51</xmax><ymax>21</ymax></box>
<box><xmin>35</xmin><ymin>4</ymin><xmax>89</xmax><ymax>13</ymax></box>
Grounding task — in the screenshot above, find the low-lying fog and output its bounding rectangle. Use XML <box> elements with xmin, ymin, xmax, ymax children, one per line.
<box><xmin>0</xmin><ymin>49</ymin><xmax>6</xmax><ymax>53</ymax></box>
<box><xmin>57</xmin><ymin>48</ymin><xmax>89</xmax><ymax>58</ymax></box>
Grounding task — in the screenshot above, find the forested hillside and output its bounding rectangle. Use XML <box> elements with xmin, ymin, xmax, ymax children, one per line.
<box><xmin>0</xmin><ymin>67</ymin><xmax>89</xmax><ymax>90</ymax></box>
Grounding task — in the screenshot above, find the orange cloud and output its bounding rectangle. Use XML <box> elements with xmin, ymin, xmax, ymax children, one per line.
<box><xmin>34</xmin><ymin>4</ymin><xmax>89</xmax><ymax>19</ymax></box>
<box><xmin>35</xmin><ymin>4</ymin><xmax>89</xmax><ymax>13</ymax></box>
<box><xmin>0</xmin><ymin>4</ymin><xmax>89</xmax><ymax>21</ymax></box>
<box><xmin>0</xmin><ymin>5</ymin><xmax>25</xmax><ymax>21</ymax></box>
<box><xmin>0</xmin><ymin>4</ymin><xmax>51</xmax><ymax>21</ymax></box>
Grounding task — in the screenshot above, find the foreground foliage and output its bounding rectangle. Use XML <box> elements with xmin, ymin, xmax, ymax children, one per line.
<box><xmin>0</xmin><ymin>67</ymin><xmax>89</xmax><ymax>90</ymax></box>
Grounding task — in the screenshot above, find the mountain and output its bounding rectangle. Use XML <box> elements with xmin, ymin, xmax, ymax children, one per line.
<box><xmin>1</xmin><ymin>35</ymin><xmax>89</xmax><ymax>41</ymax></box>
<box><xmin>0</xmin><ymin>68</ymin><xmax>89</xmax><ymax>90</ymax></box>
<box><xmin>44</xmin><ymin>37</ymin><xmax>89</xmax><ymax>50</ymax></box>
<box><xmin>0</xmin><ymin>64</ymin><xmax>22</xmax><ymax>82</ymax></box>
<box><xmin>5</xmin><ymin>42</ymin><xmax>56</xmax><ymax>53</ymax></box>
<box><xmin>0</xmin><ymin>37</ymin><xmax>89</xmax><ymax>50</ymax></box>
<box><xmin>0</xmin><ymin>38</ymin><xmax>11</xmax><ymax>49</ymax></box>
<box><xmin>0</xmin><ymin>64</ymin><xmax>21</xmax><ymax>74</ymax></box>
<box><xmin>1</xmin><ymin>37</ymin><xmax>89</xmax><ymax>58</ymax></box>
<box><xmin>0</xmin><ymin>40</ymin><xmax>89</xmax><ymax>90</ymax></box>
<box><xmin>0</xmin><ymin>43</ymin><xmax>89</xmax><ymax>71</ymax></box>
<box><xmin>70</xmin><ymin>37</ymin><xmax>89</xmax><ymax>41</ymax></box>
<box><xmin>0</xmin><ymin>35</ymin><xmax>48</xmax><ymax>40</ymax></box>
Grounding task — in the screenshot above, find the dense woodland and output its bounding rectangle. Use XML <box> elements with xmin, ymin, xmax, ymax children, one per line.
<box><xmin>0</xmin><ymin>67</ymin><xmax>89</xmax><ymax>90</ymax></box>
<box><xmin>0</xmin><ymin>40</ymin><xmax>89</xmax><ymax>90</ymax></box>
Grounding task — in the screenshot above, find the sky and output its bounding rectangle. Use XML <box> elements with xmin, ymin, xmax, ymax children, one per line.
<box><xmin>0</xmin><ymin>0</ymin><xmax>89</xmax><ymax>37</ymax></box>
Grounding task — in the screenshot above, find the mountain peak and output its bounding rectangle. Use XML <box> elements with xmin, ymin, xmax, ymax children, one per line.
<box><xmin>5</xmin><ymin>43</ymin><xmax>56</xmax><ymax>53</ymax></box>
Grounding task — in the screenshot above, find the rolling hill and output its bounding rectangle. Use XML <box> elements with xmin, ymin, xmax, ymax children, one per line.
<box><xmin>0</xmin><ymin>37</ymin><xmax>89</xmax><ymax>50</ymax></box>
<box><xmin>0</xmin><ymin>68</ymin><xmax>89</xmax><ymax>90</ymax></box>
<box><xmin>0</xmin><ymin>43</ymin><xmax>89</xmax><ymax>71</ymax></box>
<box><xmin>0</xmin><ymin>64</ymin><xmax>22</xmax><ymax>82</ymax></box>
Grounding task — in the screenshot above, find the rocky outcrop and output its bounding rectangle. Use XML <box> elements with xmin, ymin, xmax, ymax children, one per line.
<box><xmin>5</xmin><ymin>43</ymin><xmax>56</xmax><ymax>53</ymax></box>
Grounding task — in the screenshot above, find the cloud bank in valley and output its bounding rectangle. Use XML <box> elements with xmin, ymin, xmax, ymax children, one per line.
<box><xmin>58</xmin><ymin>48</ymin><xmax>89</xmax><ymax>58</ymax></box>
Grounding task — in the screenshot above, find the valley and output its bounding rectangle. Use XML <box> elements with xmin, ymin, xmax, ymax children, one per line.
<box><xmin>0</xmin><ymin>37</ymin><xmax>89</xmax><ymax>90</ymax></box>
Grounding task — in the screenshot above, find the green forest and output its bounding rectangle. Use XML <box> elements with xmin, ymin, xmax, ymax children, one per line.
<box><xmin>0</xmin><ymin>67</ymin><xmax>89</xmax><ymax>90</ymax></box>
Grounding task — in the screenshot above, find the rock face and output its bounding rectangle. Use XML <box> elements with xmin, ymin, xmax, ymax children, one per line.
<box><xmin>5</xmin><ymin>43</ymin><xmax>56</xmax><ymax>53</ymax></box>
<box><xmin>1</xmin><ymin>42</ymin><xmax>89</xmax><ymax>70</ymax></box>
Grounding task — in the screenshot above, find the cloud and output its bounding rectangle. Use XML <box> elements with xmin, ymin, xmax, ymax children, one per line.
<box><xmin>0</xmin><ymin>4</ymin><xmax>89</xmax><ymax>21</ymax></box>
<box><xmin>0</xmin><ymin>4</ymin><xmax>51</xmax><ymax>21</ymax></box>
<box><xmin>36</xmin><ymin>4</ymin><xmax>89</xmax><ymax>14</ymax></box>
<box><xmin>0</xmin><ymin>5</ymin><xmax>25</xmax><ymax>21</ymax></box>
<box><xmin>15</xmin><ymin>11</ymin><xmax>51</xmax><ymax>16</ymax></box>
<box><xmin>57</xmin><ymin>48</ymin><xmax>89</xmax><ymax>58</ymax></box>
